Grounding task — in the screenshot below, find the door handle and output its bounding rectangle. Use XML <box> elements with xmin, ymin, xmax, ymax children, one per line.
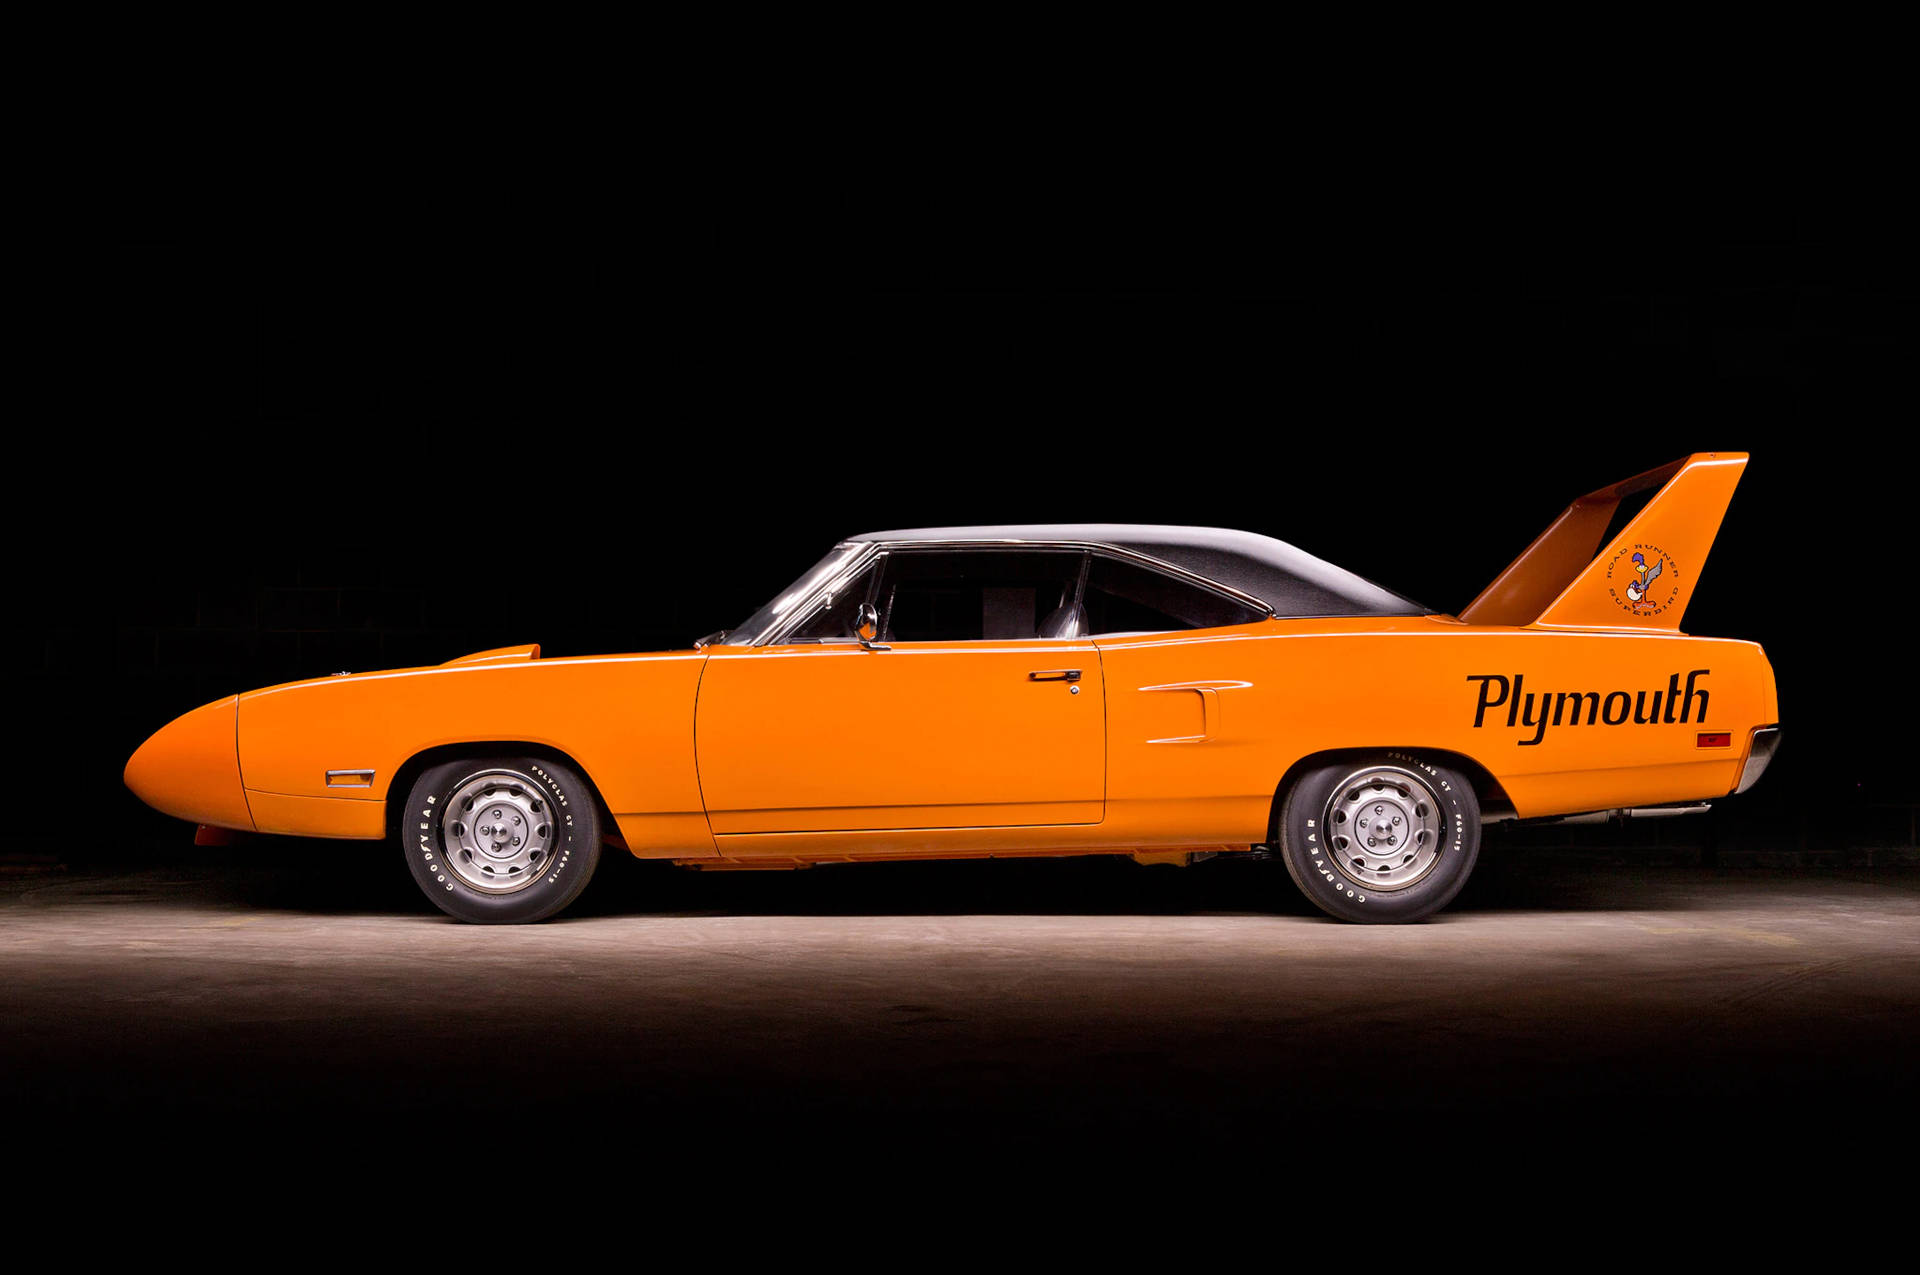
<box><xmin>1028</xmin><ymin>669</ymin><xmax>1082</xmax><ymax>682</ymax></box>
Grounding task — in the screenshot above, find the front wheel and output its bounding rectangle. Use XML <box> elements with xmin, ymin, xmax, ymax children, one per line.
<box><xmin>1277</xmin><ymin>753</ymin><xmax>1480</xmax><ymax>923</ymax></box>
<box><xmin>401</xmin><ymin>755</ymin><xmax>602</xmax><ymax>923</ymax></box>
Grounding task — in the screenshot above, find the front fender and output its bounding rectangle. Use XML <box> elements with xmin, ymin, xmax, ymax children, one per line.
<box><xmin>236</xmin><ymin>652</ymin><xmax>711</xmax><ymax>852</ymax></box>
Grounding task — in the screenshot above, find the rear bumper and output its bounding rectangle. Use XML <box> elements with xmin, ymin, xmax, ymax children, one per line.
<box><xmin>1734</xmin><ymin>725</ymin><xmax>1781</xmax><ymax>794</ymax></box>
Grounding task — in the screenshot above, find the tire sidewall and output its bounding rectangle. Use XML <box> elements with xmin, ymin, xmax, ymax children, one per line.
<box><xmin>402</xmin><ymin>755</ymin><xmax>602</xmax><ymax>923</ymax></box>
<box><xmin>1280</xmin><ymin>752</ymin><xmax>1480</xmax><ymax>924</ymax></box>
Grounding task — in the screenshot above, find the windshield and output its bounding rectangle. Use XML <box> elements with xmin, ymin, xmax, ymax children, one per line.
<box><xmin>727</xmin><ymin>544</ymin><xmax>862</xmax><ymax>644</ymax></box>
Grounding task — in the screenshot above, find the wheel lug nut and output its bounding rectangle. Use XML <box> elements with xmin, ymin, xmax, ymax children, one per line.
<box><xmin>512</xmin><ymin>837</ymin><xmax>521</xmax><ymax>846</ymax></box>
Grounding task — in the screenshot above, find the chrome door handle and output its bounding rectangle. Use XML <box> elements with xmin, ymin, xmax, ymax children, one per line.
<box><xmin>1028</xmin><ymin>669</ymin><xmax>1082</xmax><ymax>682</ymax></box>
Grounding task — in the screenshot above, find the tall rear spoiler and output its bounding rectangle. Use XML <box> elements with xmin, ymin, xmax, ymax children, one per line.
<box><xmin>1460</xmin><ymin>452</ymin><xmax>1748</xmax><ymax>631</ymax></box>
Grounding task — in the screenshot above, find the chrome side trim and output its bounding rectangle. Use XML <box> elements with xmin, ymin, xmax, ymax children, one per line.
<box><xmin>751</xmin><ymin>538</ymin><xmax>1272</xmax><ymax>648</ymax></box>
<box><xmin>1735</xmin><ymin>726</ymin><xmax>1781</xmax><ymax>794</ymax></box>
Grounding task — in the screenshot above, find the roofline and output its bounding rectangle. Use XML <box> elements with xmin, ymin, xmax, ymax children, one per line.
<box><xmin>850</xmin><ymin>524</ymin><xmax>1233</xmax><ymax>546</ymax></box>
<box><xmin>730</xmin><ymin>524</ymin><xmax>1427</xmax><ymax>645</ymax></box>
<box><xmin>838</xmin><ymin>533</ymin><xmax>1274</xmax><ymax>616</ymax></box>
<box><xmin>844</xmin><ymin>523</ymin><xmax>1428</xmax><ymax>619</ymax></box>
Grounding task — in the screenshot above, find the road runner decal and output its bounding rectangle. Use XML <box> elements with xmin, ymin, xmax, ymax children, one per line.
<box><xmin>1605</xmin><ymin>542</ymin><xmax>1681</xmax><ymax>617</ymax></box>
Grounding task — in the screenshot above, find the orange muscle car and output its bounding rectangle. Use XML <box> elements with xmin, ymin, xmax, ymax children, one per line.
<box><xmin>126</xmin><ymin>453</ymin><xmax>1779</xmax><ymax>923</ymax></box>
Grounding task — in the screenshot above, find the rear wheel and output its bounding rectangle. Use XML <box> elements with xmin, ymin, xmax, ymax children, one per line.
<box><xmin>401</xmin><ymin>754</ymin><xmax>602</xmax><ymax>923</ymax></box>
<box><xmin>1277</xmin><ymin>753</ymin><xmax>1480</xmax><ymax>923</ymax></box>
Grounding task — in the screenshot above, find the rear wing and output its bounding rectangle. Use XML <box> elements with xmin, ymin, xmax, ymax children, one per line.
<box><xmin>1460</xmin><ymin>452</ymin><xmax>1748</xmax><ymax>631</ymax></box>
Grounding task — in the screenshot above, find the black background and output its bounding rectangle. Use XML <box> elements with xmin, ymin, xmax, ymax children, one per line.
<box><xmin>17</xmin><ymin>233</ymin><xmax>1918</xmax><ymax>860</ymax></box>
<box><xmin>11</xmin><ymin>229</ymin><xmax>1918</xmax><ymax>1232</ymax></box>
<box><xmin>7</xmin><ymin>44</ymin><xmax>1911</xmax><ymax>1242</ymax></box>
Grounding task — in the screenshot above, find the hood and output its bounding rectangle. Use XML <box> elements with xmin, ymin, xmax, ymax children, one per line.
<box><xmin>441</xmin><ymin>644</ymin><xmax>541</xmax><ymax>666</ymax></box>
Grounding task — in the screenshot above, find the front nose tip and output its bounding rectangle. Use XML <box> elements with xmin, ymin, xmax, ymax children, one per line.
<box><xmin>124</xmin><ymin>695</ymin><xmax>254</xmax><ymax>831</ymax></box>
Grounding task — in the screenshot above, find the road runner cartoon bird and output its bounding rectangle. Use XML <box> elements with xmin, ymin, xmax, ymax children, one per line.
<box><xmin>1625</xmin><ymin>551</ymin><xmax>1663</xmax><ymax>610</ymax></box>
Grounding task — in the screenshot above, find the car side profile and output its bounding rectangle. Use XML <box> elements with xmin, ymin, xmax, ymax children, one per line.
<box><xmin>126</xmin><ymin>452</ymin><xmax>1779</xmax><ymax>924</ymax></box>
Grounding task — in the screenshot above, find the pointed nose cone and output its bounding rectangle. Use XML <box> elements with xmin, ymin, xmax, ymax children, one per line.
<box><xmin>124</xmin><ymin>695</ymin><xmax>255</xmax><ymax>831</ymax></box>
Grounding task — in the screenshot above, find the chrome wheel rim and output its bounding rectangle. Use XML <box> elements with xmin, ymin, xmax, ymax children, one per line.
<box><xmin>1323</xmin><ymin>765</ymin><xmax>1445</xmax><ymax>892</ymax></box>
<box><xmin>440</xmin><ymin>769</ymin><xmax>558</xmax><ymax>895</ymax></box>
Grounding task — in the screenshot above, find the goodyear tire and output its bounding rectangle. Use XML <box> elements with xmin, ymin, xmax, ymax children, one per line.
<box><xmin>1277</xmin><ymin>752</ymin><xmax>1480</xmax><ymax>923</ymax></box>
<box><xmin>401</xmin><ymin>755</ymin><xmax>602</xmax><ymax>923</ymax></box>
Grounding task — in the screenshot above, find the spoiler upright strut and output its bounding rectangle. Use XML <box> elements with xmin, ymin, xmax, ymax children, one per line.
<box><xmin>1460</xmin><ymin>452</ymin><xmax>1748</xmax><ymax>632</ymax></box>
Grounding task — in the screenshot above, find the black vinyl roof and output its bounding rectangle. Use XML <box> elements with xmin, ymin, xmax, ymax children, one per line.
<box><xmin>850</xmin><ymin>524</ymin><xmax>1428</xmax><ymax>618</ymax></box>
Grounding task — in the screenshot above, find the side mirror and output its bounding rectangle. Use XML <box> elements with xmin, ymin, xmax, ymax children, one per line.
<box><xmin>855</xmin><ymin>602</ymin><xmax>890</xmax><ymax>651</ymax></box>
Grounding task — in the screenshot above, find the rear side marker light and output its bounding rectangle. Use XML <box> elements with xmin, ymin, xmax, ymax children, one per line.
<box><xmin>1697</xmin><ymin>733</ymin><xmax>1732</xmax><ymax>748</ymax></box>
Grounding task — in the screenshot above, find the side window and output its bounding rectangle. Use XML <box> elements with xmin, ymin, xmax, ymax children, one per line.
<box><xmin>1083</xmin><ymin>555</ymin><xmax>1264</xmax><ymax>634</ymax></box>
<box><xmin>787</xmin><ymin>562</ymin><xmax>879</xmax><ymax>642</ymax></box>
<box><xmin>880</xmin><ymin>551</ymin><xmax>1084</xmax><ymax>642</ymax></box>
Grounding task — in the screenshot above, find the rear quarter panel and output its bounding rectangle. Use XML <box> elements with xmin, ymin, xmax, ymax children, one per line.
<box><xmin>1097</xmin><ymin>615</ymin><xmax>1775</xmax><ymax>833</ymax></box>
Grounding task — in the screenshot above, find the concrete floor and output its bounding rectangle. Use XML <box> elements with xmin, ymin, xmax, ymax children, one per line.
<box><xmin>5</xmin><ymin>848</ymin><xmax>1918</xmax><ymax>1170</ymax></box>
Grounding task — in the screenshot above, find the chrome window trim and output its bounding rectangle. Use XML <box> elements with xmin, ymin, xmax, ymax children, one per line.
<box><xmin>749</xmin><ymin>538</ymin><xmax>1272</xmax><ymax>648</ymax></box>
<box><xmin>736</xmin><ymin>541</ymin><xmax>881</xmax><ymax>647</ymax></box>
